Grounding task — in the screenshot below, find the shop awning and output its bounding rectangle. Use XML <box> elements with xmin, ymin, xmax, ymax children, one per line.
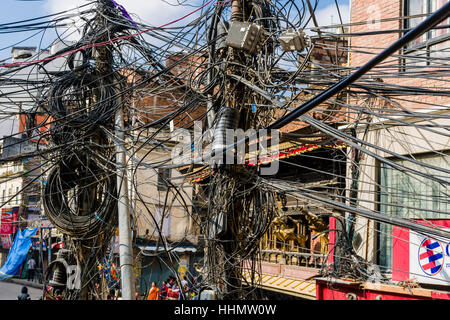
<box><xmin>188</xmin><ymin>140</ymin><xmax>346</xmax><ymax>183</ymax></box>
<box><xmin>242</xmin><ymin>270</ymin><xmax>316</xmax><ymax>300</ymax></box>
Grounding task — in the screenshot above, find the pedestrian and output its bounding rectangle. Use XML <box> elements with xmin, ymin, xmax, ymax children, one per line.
<box><xmin>166</xmin><ymin>282</ymin><xmax>179</xmax><ymax>300</ymax></box>
<box><xmin>171</xmin><ymin>282</ymin><xmax>180</xmax><ymax>300</ymax></box>
<box><xmin>181</xmin><ymin>276</ymin><xmax>188</xmax><ymax>289</ymax></box>
<box><xmin>108</xmin><ymin>288</ymin><xmax>116</xmax><ymax>300</ymax></box>
<box><xmin>27</xmin><ymin>257</ymin><xmax>36</xmax><ymax>282</ymax></box>
<box><xmin>147</xmin><ymin>282</ymin><xmax>159</xmax><ymax>300</ymax></box>
<box><xmin>159</xmin><ymin>281</ymin><xmax>168</xmax><ymax>300</ymax></box>
<box><xmin>180</xmin><ymin>285</ymin><xmax>190</xmax><ymax>300</ymax></box>
<box><xmin>18</xmin><ymin>286</ymin><xmax>30</xmax><ymax>300</ymax></box>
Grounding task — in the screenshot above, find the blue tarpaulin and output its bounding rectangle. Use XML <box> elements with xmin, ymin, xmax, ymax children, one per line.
<box><xmin>0</xmin><ymin>227</ymin><xmax>38</xmax><ymax>280</ymax></box>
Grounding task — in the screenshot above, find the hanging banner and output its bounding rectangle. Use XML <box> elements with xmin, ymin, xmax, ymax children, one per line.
<box><xmin>113</xmin><ymin>236</ymin><xmax>119</xmax><ymax>254</ymax></box>
<box><xmin>0</xmin><ymin>227</ymin><xmax>38</xmax><ymax>280</ymax></box>
<box><xmin>27</xmin><ymin>214</ymin><xmax>40</xmax><ymax>229</ymax></box>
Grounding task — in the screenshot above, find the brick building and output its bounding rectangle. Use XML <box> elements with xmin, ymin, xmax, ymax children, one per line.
<box><xmin>315</xmin><ymin>0</ymin><xmax>450</xmax><ymax>300</ymax></box>
<box><xmin>126</xmin><ymin>52</ymin><xmax>207</xmax><ymax>296</ymax></box>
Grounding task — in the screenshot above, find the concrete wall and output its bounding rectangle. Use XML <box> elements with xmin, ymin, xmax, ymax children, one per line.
<box><xmin>134</xmin><ymin>144</ymin><xmax>194</xmax><ymax>242</ymax></box>
<box><xmin>348</xmin><ymin>114</ymin><xmax>450</xmax><ymax>262</ymax></box>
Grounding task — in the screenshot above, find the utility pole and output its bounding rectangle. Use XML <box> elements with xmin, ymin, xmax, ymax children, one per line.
<box><xmin>38</xmin><ymin>219</ymin><xmax>43</xmax><ymax>283</ymax></box>
<box><xmin>216</xmin><ymin>0</ymin><xmax>248</xmax><ymax>299</ymax></box>
<box><xmin>93</xmin><ymin>0</ymin><xmax>136</xmax><ymax>300</ymax></box>
<box><xmin>47</xmin><ymin>228</ymin><xmax>51</xmax><ymax>266</ymax></box>
<box><xmin>78</xmin><ymin>0</ymin><xmax>135</xmax><ymax>300</ymax></box>
<box><xmin>115</xmin><ymin>102</ymin><xmax>135</xmax><ymax>300</ymax></box>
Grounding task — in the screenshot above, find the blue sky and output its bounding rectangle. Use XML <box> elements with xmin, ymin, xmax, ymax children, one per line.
<box><xmin>0</xmin><ymin>0</ymin><xmax>350</xmax><ymax>61</ymax></box>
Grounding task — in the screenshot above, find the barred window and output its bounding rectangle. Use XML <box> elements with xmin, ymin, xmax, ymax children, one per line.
<box><xmin>378</xmin><ymin>153</ymin><xmax>450</xmax><ymax>269</ymax></box>
<box><xmin>402</xmin><ymin>0</ymin><xmax>450</xmax><ymax>69</ymax></box>
<box><xmin>157</xmin><ymin>168</ymin><xmax>171</xmax><ymax>191</ymax></box>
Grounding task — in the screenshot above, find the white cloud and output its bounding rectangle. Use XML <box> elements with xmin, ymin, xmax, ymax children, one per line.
<box><xmin>305</xmin><ymin>3</ymin><xmax>350</xmax><ymax>36</ymax></box>
<box><xmin>44</xmin><ymin>0</ymin><xmax>199</xmax><ymax>45</ymax></box>
<box><xmin>45</xmin><ymin>0</ymin><xmax>194</xmax><ymax>29</ymax></box>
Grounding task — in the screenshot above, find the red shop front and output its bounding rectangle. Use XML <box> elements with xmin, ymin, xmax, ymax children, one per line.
<box><xmin>316</xmin><ymin>219</ymin><xmax>450</xmax><ymax>300</ymax></box>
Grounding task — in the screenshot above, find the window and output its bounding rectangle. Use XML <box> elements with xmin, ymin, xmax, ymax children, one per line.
<box><xmin>15</xmin><ymin>187</ymin><xmax>19</xmax><ymax>204</ymax></box>
<box><xmin>154</xmin><ymin>206</ymin><xmax>170</xmax><ymax>237</ymax></box>
<box><xmin>157</xmin><ymin>168</ymin><xmax>171</xmax><ymax>191</ymax></box>
<box><xmin>27</xmin><ymin>194</ymin><xmax>39</xmax><ymax>204</ymax></box>
<box><xmin>378</xmin><ymin>153</ymin><xmax>450</xmax><ymax>269</ymax></box>
<box><xmin>402</xmin><ymin>0</ymin><xmax>450</xmax><ymax>68</ymax></box>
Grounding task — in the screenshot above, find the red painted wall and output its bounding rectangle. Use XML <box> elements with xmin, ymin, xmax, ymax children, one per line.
<box><xmin>316</xmin><ymin>281</ymin><xmax>432</xmax><ymax>300</ymax></box>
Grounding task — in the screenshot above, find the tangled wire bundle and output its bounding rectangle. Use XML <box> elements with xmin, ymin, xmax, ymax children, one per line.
<box><xmin>43</xmin><ymin>153</ymin><xmax>117</xmax><ymax>240</ymax></box>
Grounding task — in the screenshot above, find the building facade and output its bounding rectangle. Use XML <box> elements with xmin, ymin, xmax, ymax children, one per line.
<box><xmin>316</xmin><ymin>0</ymin><xmax>450</xmax><ymax>299</ymax></box>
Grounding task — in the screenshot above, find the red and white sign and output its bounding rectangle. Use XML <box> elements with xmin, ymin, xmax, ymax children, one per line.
<box><xmin>113</xmin><ymin>236</ymin><xmax>119</xmax><ymax>254</ymax></box>
<box><xmin>409</xmin><ymin>230</ymin><xmax>450</xmax><ymax>285</ymax></box>
<box><xmin>393</xmin><ymin>220</ymin><xmax>450</xmax><ymax>285</ymax></box>
<box><xmin>0</xmin><ymin>207</ymin><xmax>19</xmax><ymax>235</ymax></box>
<box><xmin>0</xmin><ymin>214</ymin><xmax>12</xmax><ymax>234</ymax></box>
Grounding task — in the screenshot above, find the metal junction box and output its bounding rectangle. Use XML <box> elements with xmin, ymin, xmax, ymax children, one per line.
<box><xmin>225</xmin><ymin>21</ymin><xmax>265</xmax><ymax>54</ymax></box>
<box><xmin>279</xmin><ymin>28</ymin><xmax>309</xmax><ymax>52</ymax></box>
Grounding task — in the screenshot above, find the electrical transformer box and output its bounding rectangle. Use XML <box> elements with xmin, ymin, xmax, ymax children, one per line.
<box><xmin>279</xmin><ymin>28</ymin><xmax>309</xmax><ymax>52</ymax></box>
<box><xmin>225</xmin><ymin>21</ymin><xmax>265</xmax><ymax>54</ymax></box>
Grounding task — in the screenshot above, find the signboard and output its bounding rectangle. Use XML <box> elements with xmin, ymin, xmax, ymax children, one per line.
<box><xmin>0</xmin><ymin>207</ymin><xmax>18</xmax><ymax>235</ymax></box>
<box><xmin>178</xmin><ymin>264</ymin><xmax>188</xmax><ymax>280</ymax></box>
<box><xmin>27</xmin><ymin>214</ymin><xmax>40</xmax><ymax>229</ymax></box>
<box><xmin>19</xmin><ymin>114</ymin><xmax>51</xmax><ymax>145</ymax></box>
<box><xmin>392</xmin><ymin>220</ymin><xmax>450</xmax><ymax>285</ymax></box>
<box><xmin>0</xmin><ymin>210</ymin><xmax>13</xmax><ymax>235</ymax></box>
<box><xmin>113</xmin><ymin>236</ymin><xmax>119</xmax><ymax>254</ymax></box>
<box><xmin>1</xmin><ymin>235</ymin><xmax>11</xmax><ymax>249</ymax></box>
<box><xmin>409</xmin><ymin>230</ymin><xmax>450</xmax><ymax>285</ymax></box>
<box><xmin>27</xmin><ymin>215</ymin><xmax>53</xmax><ymax>229</ymax></box>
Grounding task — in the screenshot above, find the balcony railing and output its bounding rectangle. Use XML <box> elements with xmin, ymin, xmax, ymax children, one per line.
<box><xmin>260</xmin><ymin>249</ymin><xmax>327</xmax><ymax>269</ymax></box>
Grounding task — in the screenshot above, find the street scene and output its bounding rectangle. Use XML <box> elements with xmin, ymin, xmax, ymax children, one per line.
<box><xmin>0</xmin><ymin>0</ymin><xmax>448</xmax><ymax>303</ymax></box>
<box><xmin>0</xmin><ymin>281</ymin><xmax>41</xmax><ymax>300</ymax></box>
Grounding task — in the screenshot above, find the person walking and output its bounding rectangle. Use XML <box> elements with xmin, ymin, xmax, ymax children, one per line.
<box><xmin>147</xmin><ymin>282</ymin><xmax>159</xmax><ymax>300</ymax></box>
<box><xmin>181</xmin><ymin>276</ymin><xmax>188</xmax><ymax>289</ymax></box>
<box><xmin>159</xmin><ymin>281</ymin><xmax>168</xmax><ymax>300</ymax></box>
<box><xmin>27</xmin><ymin>257</ymin><xmax>36</xmax><ymax>282</ymax></box>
